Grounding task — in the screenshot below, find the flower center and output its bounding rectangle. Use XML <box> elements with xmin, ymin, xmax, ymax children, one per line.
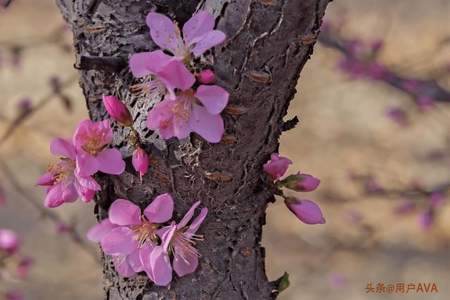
<box><xmin>48</xmin><ymin>159</ymin><xmax>75</xmax><ymax>183</ymax></box>
<box><xmin>82</xmin><ymin>138</ymin><xmax>105</xmax><ymax>156</ymax></box>
<box><xmin>170</xmin><ymin>229</ymin><xmax>203</xmax><ymax>261</ymax></box>
<box><xmin>131</xmin><ymin>219</ymin><xmax>158</xmax><ymax>247</ymax></box>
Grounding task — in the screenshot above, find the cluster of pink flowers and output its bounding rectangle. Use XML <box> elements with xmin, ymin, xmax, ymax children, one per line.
<box><xmin>37</xmin><ymin>119</ymin><xmax>125</xmax><ymax>207</ymax></box>
<box><xmin>263</xmin><ymin>153</ymin><xmax>325</xmax><ymax>225</ymax></box>
<box><xmin>87</xmin><ymin>193</ymin><xmax>207</xmax><ymax>286</ymax></box>
<box><xmin>129</xmin><ymin>10</ymin><xmax>229</xmax><ymax>143</ymax></box>
<box><xmin>0</xmin><ymin>228</ymin><xmax>33</xmax><ymax>300</ymax></box>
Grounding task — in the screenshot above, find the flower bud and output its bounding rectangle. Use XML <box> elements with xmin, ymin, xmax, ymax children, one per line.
<box><xmin>418</xmin><ymin>209</ymin><xmax>434</xmax><ymax>231</ymax></box>
<box><xmin>132</xmin><ymin>147</ymin><xmax>149</xmax><ymax>179</ymax></box>
<box><xmin>0</xmin><ymin>229</ymin><xmax>20</xmax><ymax>254</ymax></box>
<box><xmin>102</xmin><ymin>95</ymin><xmax>133</xmax><ymax>126</ymax></box>
<box><xmin>281</xmin><ymin>172</ymin><xmax>320</xmax><ymax>192</ymax></box>
<box><xmin>284</xmin><ymin>198</ymin><xmax>325</xmax><ymax>225</ymax></box>
<box><xmin>263</xmin><ymin>153</ymin><xmax>292</xmax><ymax>181</ymax></box>
<box><xmin>197</xmin><ymin>69</ymin><xmax>216</xmax><ymax>84</ymax></box>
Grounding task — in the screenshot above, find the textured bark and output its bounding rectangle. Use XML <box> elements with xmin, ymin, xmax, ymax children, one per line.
<box><xmin>56</xmin><ymin>0</ymin><xmax>329</xmax><ymax>299</ymax></box>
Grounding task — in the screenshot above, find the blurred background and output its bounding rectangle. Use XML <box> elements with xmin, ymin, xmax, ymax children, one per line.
<box><xmin>0</xmin><ymin>0</ymin><xmax>449</xmax><ymax>299</ymax></box>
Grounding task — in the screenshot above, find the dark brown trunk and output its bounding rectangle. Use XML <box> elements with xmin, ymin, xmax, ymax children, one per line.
<box><xmin>55</xmin><ymin>0</ymin><xmax>329</xmax><ymax>299</ymax></box>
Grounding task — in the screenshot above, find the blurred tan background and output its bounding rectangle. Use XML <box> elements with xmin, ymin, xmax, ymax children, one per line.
<box><xmin>1</xmin><ymin>0</ymin><xmax>449</xmax><ymax>299</ymax></box>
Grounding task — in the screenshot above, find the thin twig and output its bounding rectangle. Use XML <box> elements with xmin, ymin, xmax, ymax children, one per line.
<box><xmin>0</xmin><ymin>159</ymin><xmax>100</xmax><ymax>263</ymax></box>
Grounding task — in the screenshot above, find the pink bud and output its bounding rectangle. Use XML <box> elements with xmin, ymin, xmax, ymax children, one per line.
<box><xmin>282</xmin><ymin>172</ymin><xmax>320</xmax><ymax>192</ymax></box>
<box><xmin>197</xmin><ymin>69</ymin><xmax>216</xmax><ymax>84</ymax></box>
<box><xmin>0</xmin><ymin>229</ymin><xmax>20</xmax><ymax>254</ymax></box>
<box><xmin>285</xmin><ymin>198</ymin><xmax>325</xmax><ymax>225</ymax></box>
<box><xmin>263</xmin><ymin>153</ymin><xmax>292</xmax><ymax>181</ymax></box>
<box><xmin>102</xmin><ymin>95</ymin><xmax>133</xmax><ymax>126</ymax></box>
<box><xmin>385</xmin><ymin>107</ymin><xmax>409</xmax><ymax>127</ymax></box>
<box><xmin>132</xmin><ymin>147</ymin><xmax>149</xmax><ymax>179</ymax></box>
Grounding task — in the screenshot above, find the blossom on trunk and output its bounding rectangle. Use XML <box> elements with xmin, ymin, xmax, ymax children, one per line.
<box><xmin>284</xmin><ymin>198</ymin><xmax>326</xmax><ymax>225</ymax></box>
<box><xmin>87</xmin><ymin>194</ymin><xmax>174</xmax><ymax>278</ymax></box>
<box><xmin>73</xmin><ymin>119</ymin><xmax>125</xmax><ymax>177</ymax></box>
<box><xmin>132</xmin><ymin>147</ymin><xmax>150</xmax><ymax>180</ymax></box>
<box><xmin>147</xmin><ymin>85</ymin><xmax>229</xmax><ymax>143</ymax></box>
<box><xmin>102</xmin><ymin>95</ymin><xmax>133</xmax><ymax>127</ymax></box>
<box><xmin>263</xmin><ymin>153</ymin><xmax>292</xmax><ymax>180</ymax></box>
<box><xmin>197</xmin><ymin>69</ymin><xmax>216</xmax><ymax>84</ymax></box>
<box><xmin>140</xmin><ymin>201</ymin><xmax>208</xmax><ymax>286</ymax></box>
<box><xmin>129</xmin><ymin>50</ymin><xmax>195</xmax><ymax>100</ymax></box>
<box><xmin>37</xmin><ymin>138</ymin><xmax>100</xmax><ymax>207</ymax></box>
<box><xmin>146</xmin><ymin>10</ymin><xmax>226</xmax><ymax>60</ymax></box>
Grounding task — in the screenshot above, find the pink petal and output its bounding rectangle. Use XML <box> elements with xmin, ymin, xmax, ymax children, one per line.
<box><xmin>149</xmin><ymin>246</ymin><xmax>173</xmax><ymax>286</ymax></box>
<box><xmin>147</xmin><ymin>100</ymin><xmax>175</xmax><ymax>139</ymax></box>
<box><xmin>129</xmin><ymin>50</ymin><xmax>172</xmax><ymax>78</ymax></box>
<box><xmin>177</xmin><ymin>201</ymin><xmax>201</xmax><ymax>229</ymax></box>
<box><xmin>157</xmin><ymin>58</ymin><xmax>195</xmax><ymax>92</ymax></box>
<box><xmin>44</xmin><ymin>183</ymin><xmax>76</xmax><ymax>208</ymax></box>
<box><xmin>128</xmin><ymin>249</ymin><xmax>145</xmax><ymax>273</ymax></box>
<box><xmin>146</xmin><ymin>12</ymin><xmax>184</xmax><ymax>55</ymax></box>
<box><xmin>61</xmin><ymin>183</ymin><xmax>78</xmax><ymax>203</ymax></box>
<box><xmin>173</xmin><ymin>245</ymin><xmax>199</xmax><ymax>277</ymax></box>
<box><xmin>101</xmin><ymin>227</ymin><xmax>138</xmax><ymax>255</ymax></box>
<box><xmin>195</xmin><ymin>85</ymin><xmax>229</xmax><ymax>115</ymax></box>
<box><xmin>191</xmin><ymin>30</ymin><xmax>226</xmax><ymax>57</ymax></box>
<box><xmin>189</xmin><ymin>104</ymin><xmax>224</xmax><ymax>143</ymax></box>
<box><xmin>173</xmin><ymin>112</ymin><xmax>191</xmax><ymax>140</ymax></box>
<box><xmin>50</xmin><ymin>138</ymin><xmax>76</xmax><ymax>159</ymax></box>
<box><xmin>183</xmin><ymin>11</ymin><xmax>215</xmax><ymax>45</ymax></box>
<box><xmin>96</xmin><ymin>148</ymin><xmax>125</xmax><ymax>175</ymax></box>
<box><xmin>113</xmin><ymin>255</ymin><xmax>136</xmax><ymax>278</ymax></box>
<box><xmin>76</xmin><ymin>175</ymin><xmax>101</xmax><ymax>191</ymax></box>
<box><xmin>109</xmin><ymin>199</ymin><xmax>142</xmax><ymax>226</ymax></box>
<box><xmin>86</xmin><ymin>219</ymin><xmax>118</xmax><ymax>242</ymax></box>
<box><xmin>144</xmin><ymin>193</ymin><xmax>174</xmax><ymax>223</ymax></box>
<box><xmin>186</xmin><ymin>207</ymin><xmax>208</xmax><ymax>236</ymax></box>
<box><xmin>37</xmin><ymin>172</ymin><xmax>54</xmax><ymax>186</ymax></box>
<box><xmin>75</xmin><ymin>151</ymin><xmax>99</xmax><ymax>177</ymax></box>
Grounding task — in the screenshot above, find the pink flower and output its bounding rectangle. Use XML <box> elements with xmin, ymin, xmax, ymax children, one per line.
<box><xmin>0</xmin><ymin>228</ymin><xmax>20</xmax><ymax>254</ymax></box>
<box><xmin>73</xmin><ymin>119</ymin><xmax>125</xmax><ymax>177</ymax></box>
<box><xmin>147</xmin><ymin>86</ymin><xmax>229</xmax><ymax>143</ymax></box>
<box><xmin>87</xmin><ymin>194</ymin><xmax>174</xmax><ymax>278</ymax></box>
<box><xmin>418</xmin><ymin>209</ymin><xmax>434</xmax><ymax>231</ymax></box>
<box><xmin>385</xmin><ymin>106</ymin><xmax>409</xmax><ymax>127</ymax></box>
<box><xmin>141</xmin><ymin>201</ymin><xmax>207</xmax><ymax>286</ymax></box>
<box><xmin>284</xmin><ymin>198</ymin><xmax>325</xmax><ymax>225</ymax></box>
<box><xmin>197</xmin><ymin>69</ymin><xmax>216</xmax><ymax>84</ymax></box>
<box><xmin>146</xmin><ymin>10</ymin><xmax>226</xmax><ymax>59</ymax></box>
<box><xmin>129</xmin><ymin>50</ymin><xmax>195</xmax><ymax>100</ymax></box>
<box><xmin>102</xmin><ymin>95</ymin><xmax>133</xmax><ymax>126</ymax></box>
<box><xmin>263</xmin><ymin>153</ymin><xmax>292</xmax><ymax>180</ymax></box>
<box><xmin>37</xmin><ymin>138</ymin><xmax>100</xmax><ymax>207</ymax></box>
<box><xmin>132</xmin><ymin>147</ymin><xmax>150</xmax><ymax>180</ymax></box>
<box><xmin>281</xmin><ymin>172</ymin><xmax>320</xmax><ymax>192</ymax></box>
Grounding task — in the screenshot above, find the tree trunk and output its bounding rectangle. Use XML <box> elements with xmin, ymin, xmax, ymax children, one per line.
<box><xmin>55</xmin><ymin>0</ymin><xmax>329</xmax><ymax>299</ymax></box>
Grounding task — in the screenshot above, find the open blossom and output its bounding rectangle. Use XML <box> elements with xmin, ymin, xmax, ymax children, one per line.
<box><xmin>102</xmin><ymin>95</ymin><xmax>133</xmax><ymax>126</ymax></box>
<box><xmin>263</xmin><ymin>153</ymin><xmax>292</xmax><ymax>180</ymax></box>
<box><xmin>141</xmin><ymin>201</ymin><xmax>208</xmax><ymax>286</ymax></box>
<box><xmin>0</xmin><ymin>228</ymin><xmax>20</xmax><ymax>254</ymax></box>
<box><xmin>37</xmin><ymin>138</ymin><xmax>100</xmax><ymax>207</ymax></box>
<box><xmin>129</xmin><ymin>50</ymin><xmax>195</xmax><ymax>100</ymax></box>
<box><xmin>281</xmin><ymin>172</ymin><xmax>320</xmax><ymax>192</ymax></box>
<box><xmin>284</xmin><ymin>198</ymin><xmax>325</xmax><ymax>225</ymax></box>
<box><xmin>146</xmin><ymin>10</ymin><xmax>226</xmax><ymax>60</ymax></box>
<box><xmin>87</xmin><ymin>194</ymin><xmax>174</xmax><ymax>278</ymax></box>
<box><xmin>147</xmin><ymin>85</ymin><xmax>229</xmax><ymax>143</ymax></box>
<box><xmin>73</xmin><ymin>119</ymin><xmax>125</xmax><ymax>177</ymax></box>
<box><xmin>132</xmin><ymin>147</ymin><xmax>150</xmax><ymax>179</ymax></box>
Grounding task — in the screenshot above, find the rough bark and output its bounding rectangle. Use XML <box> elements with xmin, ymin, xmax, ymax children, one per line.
<box><xmin>55</xmin><ymin>0</ymin><xmax>329</xmax><ymax>299</ymax></box>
